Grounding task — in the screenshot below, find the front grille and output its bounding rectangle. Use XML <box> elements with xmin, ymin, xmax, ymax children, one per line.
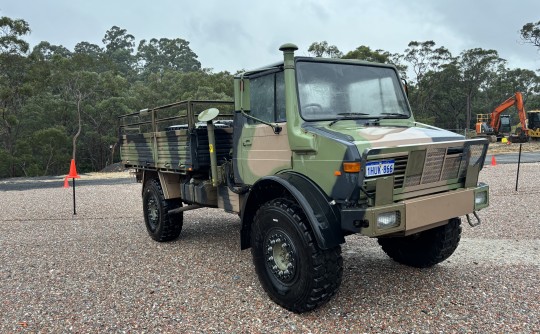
<box><xmin>419</xmin><ymin>148</ymin><xmax>447</xmax><ymax>184</ymax></box>
<box><xmin>392</xmin><ymin>155</ymin><xmax>408</xmax><ymax>188</ymax></box>
<box><xmin>363</xmin><ymin>140</ymin><xmax>487</xmax><ymax>194</ymax></box>
<box><xmin>403</xmin><ymin>146</ymin><xmax>467</xmax><ymax>188</ymax></box>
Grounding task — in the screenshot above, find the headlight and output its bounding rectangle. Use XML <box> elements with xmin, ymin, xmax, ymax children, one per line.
<box><xmin>377</xmin><ymin>211</ymin><xmax>400</xmax><ymax>229</ymax></box>
<box><xmin>475</xmin><ymin>191</ymin><xmax>488</xmax><ymax>205</ymax></box>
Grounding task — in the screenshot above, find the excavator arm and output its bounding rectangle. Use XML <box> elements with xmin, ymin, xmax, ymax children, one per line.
<box><xmin>489</xmin><ymin>92</ymin><xmax>528</xmax><ymax>136</ymax></box>
<box><xmin>514</xmin><ymin>93</ymin><xmax>528</xmax><ymax>135</ymax></box>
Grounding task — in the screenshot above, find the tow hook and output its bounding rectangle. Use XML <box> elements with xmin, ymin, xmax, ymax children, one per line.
<box><xmin>466</xmin><ymin>211</ymin><xmax>481</xmax><ymax>227</ymax></box>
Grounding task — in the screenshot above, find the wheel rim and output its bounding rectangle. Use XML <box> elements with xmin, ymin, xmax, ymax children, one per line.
<box><xmin>146</xmin><ymin>194</ymin><xmax>159</xmax><ymax>232</ymax></box>
<box><xmin>264</xmin><ymin>230</ymin><xmax>297</xmax><ymax>284</ymax></box>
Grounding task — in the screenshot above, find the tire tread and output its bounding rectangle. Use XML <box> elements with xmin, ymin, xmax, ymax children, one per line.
<box><xmin>378</xmin><ymin>218</ymin><xmax>461</xmax><ymax>268</ymax></box>
<box><xmin>252</xmin><ymin>198</ymin><xmax>343</xmax><ymax>313</ymax></box>
<box><xmin>143</xmin><ymin>178</ymin><xmax>183</xmax><ymax>242</ymax></box>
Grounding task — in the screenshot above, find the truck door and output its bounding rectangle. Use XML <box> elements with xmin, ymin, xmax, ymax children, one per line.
<box><xmin>233</xmin><ymin>70</ymin><xmax>292</xmax><ymax>185</ymax></box>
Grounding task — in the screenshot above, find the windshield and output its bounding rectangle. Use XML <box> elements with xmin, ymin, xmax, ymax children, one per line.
<box><xmin>296</xmin><ymin>61</ymin><xmax>410</xmax><ymax>121</ymax></box>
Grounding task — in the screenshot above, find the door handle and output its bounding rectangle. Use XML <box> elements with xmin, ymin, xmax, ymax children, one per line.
<box><xmin>243</xmin><ymin>139</ymin><xmax>252</xmax><ymax>146</ymax></box>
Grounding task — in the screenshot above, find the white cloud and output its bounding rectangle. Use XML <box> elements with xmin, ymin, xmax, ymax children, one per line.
<box><xmin>1</xmin><ymin>0</ymin><xmax>539</xmax><ymax>72</ymax></box>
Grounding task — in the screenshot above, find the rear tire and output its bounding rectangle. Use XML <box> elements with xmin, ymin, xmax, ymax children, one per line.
<box><xmin>377</xmin><ymin>218</ymin><xmax>461</xmax><ymax>268</ymax></box>
<box><xmin>142</xmin><ymin>178</ymin><xmax>183</xmax><ymax>242</ymax></box>
<box><xmin>251</xmin><ymin>198</ymin><xmax>342</xmax><ymax>313</ymax></box>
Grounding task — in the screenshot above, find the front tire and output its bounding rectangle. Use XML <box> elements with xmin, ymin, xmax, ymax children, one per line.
<box><xmin>251</xmin><ymin>198</ymin><xmax>342</xmax><ymax>313</ymax></box>
<box><xmin>142</xmin><ymin>178</ymin><xmax>183</xmax><ymax>242</ymax></box>
<box><xmin>378</xmin><ymin>218</ymin><xmax>461</xmax><ymax>268</ymax></box>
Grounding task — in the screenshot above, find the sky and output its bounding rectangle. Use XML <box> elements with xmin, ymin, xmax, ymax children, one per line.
<box><xmin>2</xmin><ymin>0</ymin><xmax>540</xmax><ymax>73</ymax></box>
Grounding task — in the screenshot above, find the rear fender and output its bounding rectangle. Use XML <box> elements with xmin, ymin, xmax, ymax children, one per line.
<box><xmin>141</xmin><ymin>170</ymin><xmax>158</xmax><ymax>195</ymax></box>
<box><xmin>240</xmin><ymin>172</ymin><xmax>344</xmax><ymax>250</ymax></box>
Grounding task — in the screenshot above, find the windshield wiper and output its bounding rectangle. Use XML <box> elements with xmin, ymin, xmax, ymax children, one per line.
<box><xmin>377</xmin><ymin>112</ymin><xmax>410</xmax><ymax>119</ymax></box>
<box><xmin>329</xmin><ymin>113</ymin><xmax>371</xmax><ymax>126</ymax></box>
<box><xmin>329</xmin><ymin>112</ymin><xmax>409</xmax><ymax>126</ymax></box>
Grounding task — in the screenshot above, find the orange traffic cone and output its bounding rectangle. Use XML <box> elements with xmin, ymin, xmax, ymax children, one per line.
<box><xmin>63</xmin><ymin>159</ymin><xmax>80</xmax><ymax>188</ymax></box>
<box><xmin>67</xmin><ymin>159</ymin><xmax>80</xmax><ymax>179</ymax></box>
<box><xmin>491</xmin><ymin>156</ymin><xmax>497</xmax><ymax>166</ymax></box>
<box><xmin>64</xmin><ymin>159</ymin><xmax>80</xmax><ymax>215</ymax></box>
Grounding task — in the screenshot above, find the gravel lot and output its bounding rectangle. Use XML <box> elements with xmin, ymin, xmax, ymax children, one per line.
<box><xmin>1</xmin><ymin>163</ymin><xmax>539</xmax><ymax>333</ymax></box>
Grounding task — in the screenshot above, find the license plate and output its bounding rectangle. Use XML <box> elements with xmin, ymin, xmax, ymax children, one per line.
<box><xmin>365</xmin><ymin>160</ymin><xmax>395</xmax><ymax>177</ymax></box>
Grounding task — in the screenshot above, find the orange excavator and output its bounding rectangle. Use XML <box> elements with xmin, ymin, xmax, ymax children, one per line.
<box><xmin>475</xmin><ymin>92</ymin><xmax>529</xmax><ymax>143</ymax></box>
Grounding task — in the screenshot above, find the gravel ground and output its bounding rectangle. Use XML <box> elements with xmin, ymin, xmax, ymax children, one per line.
<box><xmin>1</xmin><ymin>164</ymin><xmax>539</xmax><ymax>333</ymax></box>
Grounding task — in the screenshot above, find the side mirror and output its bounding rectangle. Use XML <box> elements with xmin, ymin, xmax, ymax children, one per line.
<box><xmin>198</xmin><ymin>108</ymin><xmax>220</xmax><ymax>122</ymax></box>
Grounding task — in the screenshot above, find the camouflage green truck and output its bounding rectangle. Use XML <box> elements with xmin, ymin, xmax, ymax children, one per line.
<box><xmin>119</xmin><ymin>43</ymin><xmax>490</xmax><ymax>313</ymax></box>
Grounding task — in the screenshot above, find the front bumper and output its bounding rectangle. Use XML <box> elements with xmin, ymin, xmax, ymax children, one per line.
<box><xmin>341</xmin><ymin>183</ymin><xmax>489</xmax><ymax>237</ymax></box>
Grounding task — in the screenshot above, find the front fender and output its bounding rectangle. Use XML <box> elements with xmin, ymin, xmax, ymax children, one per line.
<box><xmin>240</xmin><ymin>172</ymin><xmax>345</xmax><ymax>250</ymax></box>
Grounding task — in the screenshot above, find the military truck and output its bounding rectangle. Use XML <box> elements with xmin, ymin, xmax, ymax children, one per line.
<box><xmin>119</xmin><ymin>43</ymin><xmax>490</xmax><ymax>313</ymax></box>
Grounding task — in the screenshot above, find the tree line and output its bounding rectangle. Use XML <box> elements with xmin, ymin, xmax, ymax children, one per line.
<box><xmin>1</xmin><ymin>16</ymin><xmax>539</xmax><ymax>178</ymax></box>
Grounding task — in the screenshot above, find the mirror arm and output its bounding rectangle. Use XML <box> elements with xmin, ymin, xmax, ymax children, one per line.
<box><xmin>239</xmin><ymin>109</ymin><xmax>282</xmax><ymax>134</ymax></box>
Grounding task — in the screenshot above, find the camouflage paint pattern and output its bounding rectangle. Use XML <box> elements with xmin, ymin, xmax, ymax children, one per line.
<box><xmin>119</xmin><ymin>100</ymin><xmax>235</xmax><ymax>174</ymax></box>
<box><xmin>119</xmin><ymin>48</ymin><xmax>490</xmax><ymax>238</ymax></box>
<box><xmin>235</xmin><ymin>124</ymin><xmax>292</xmax><ymax>184</ymax></box>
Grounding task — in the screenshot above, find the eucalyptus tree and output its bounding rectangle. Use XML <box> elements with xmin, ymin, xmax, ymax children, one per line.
<box><xmin>307</xmin><ymin>41</ymin><xmax>343</xmax><ymax>58</ymax></box>
<box><xmin>50</xmin><ymin>55</ymin><xmax>101</xmax><ymax>161</ymax></box>
<box><xmin>24</xmin><ymin>127</ymin><xmax>70</xmax><ymax>176</ymax></box>
<box><xmin>342</xmin><ymin>45</ymin><xmax>407</xmax><ymax>76</ymax></box>
<box><xmin>137</xmin><ymin>37</ymin><xmax>201</xmax><ymax>77</ymax></box>
<box><xmin>31</xmin><ymin>41</ymin><xmax>72</xmax><ymax>61</ymax></box>
<box><xmin>404</xmin><ymin>41</ymin><xmax>452</xmax><ymax>83</ymax></box>
<box><xmin>102</xmin><ymin>26</ymin><xmax>137</xmax><ymax>77</ymax></box>
<box><xmin>520</xmin><ymin>21</ymin><xmax>540</xmax><ymax>49</ymax></box>
<box><xmin>0</xmin><ymin>16</ymin><xmax>31</xmax><ymax>177</ymax></box>
<box><xmin>74</xmin><ymin>41</ymin><xmax>103</xmax><ymax>57</ymax></box>
<box><xmin>80</xmin><ymin>71</ymin><xmax>131</xmax><ymax>170</ymax></box>
<box><xmin>73</xmin><ymin>41</ymin><xmax>108</xmax><ymax>73</ymax></box>
<box><xmin>486</xmin><ymin>67</ymin><xmax>539</xmax><ymax>103</ymax></box>
<box><xmin>421</xmin><ymin>62</ymin><xmax>467</xmax><ymax>130</ymax></box>
<box><xmin>403</xmin><ymin>41</ymin><xmax>453</xmax><ymax>122</ymax></box>
<box><xmin>458</xmin><ymin>48</ymin><xmax>505</xmax><ymax>129</ymax></box>
<box><xmin>0</xmin><ymin>16</ymin><xmax>30</xmax><ymax>54</ymax></box>
<box><xmin>132</xmin><ymin>69</ymin><xmax>233</xmax><ymax>108</ymax></box>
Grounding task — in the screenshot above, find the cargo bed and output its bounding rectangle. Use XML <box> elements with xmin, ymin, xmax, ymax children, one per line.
<box><xmin>118</xmin><ymin>100</ymin><xmax>234</xmax><ymax>173</ymax></box>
